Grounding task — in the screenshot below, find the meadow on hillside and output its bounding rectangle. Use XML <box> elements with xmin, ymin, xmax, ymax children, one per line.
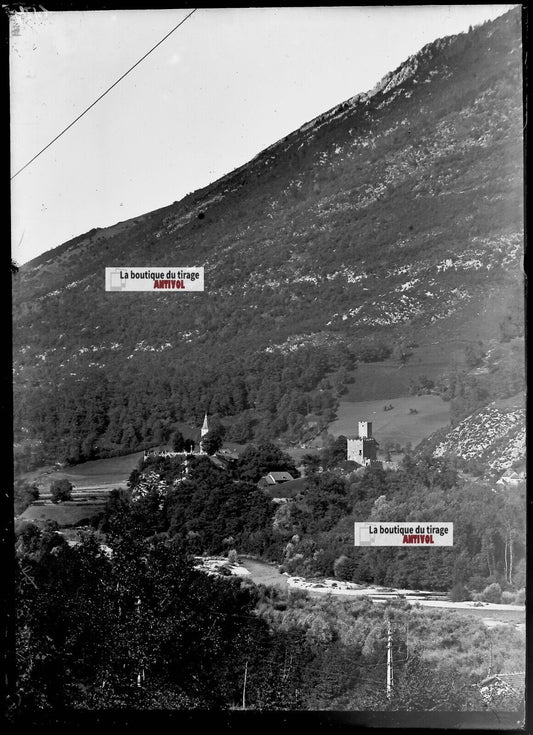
<box><xmin>329</xmin><ymin>395</ymin><xmax>449</xmax><ymax>447</ymax></box>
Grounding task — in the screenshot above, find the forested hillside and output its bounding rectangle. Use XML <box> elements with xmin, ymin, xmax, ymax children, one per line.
<box><xmin>13</xmin><ymin>461</ymin><xmax>524</xmax><ymax>713</ymax></box>
<box><xmin>12</xmin><ymin>9</ymin><xmax>523</xmax><ymax>468</ymax></box>
<box><xmin>109</xmin><ymin>450</ymin><xmax>526</xmax><ymax>596</ymax></box>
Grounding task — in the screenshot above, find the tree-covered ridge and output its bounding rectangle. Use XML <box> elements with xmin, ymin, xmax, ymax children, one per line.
<box><xmin>14</xmin><ymin>527</ymin><xmax>306</xmax><ymax>711</ymax></box>
<box><xmin>105</xmin><ymin>450</ymin><xmax>526</xmax><ymax>597</ymax></box>
<box><xmin>12</xmin><ymin>9</ymin><xmax>523</xmax><ymax>468</ymax></box>
<box><xmin>14</xmin><ymin>342</ymin><xmax>352</xmax><ymax>469</ymax></box>
<box><xmin>12</xmin><ymin>474</ymin><xmax>524</xmax><ymax>714</ymax></box>
<box><xmin>276</xmin><ymin>459</ymin><xmax>525</xmax><ymax>595</ymax></box>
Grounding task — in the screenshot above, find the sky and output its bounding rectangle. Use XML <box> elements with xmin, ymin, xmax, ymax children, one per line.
<box><xmin>10</xmin><ymin>5</ymin><xmax>516</xmax><ymax>265</ymax></box>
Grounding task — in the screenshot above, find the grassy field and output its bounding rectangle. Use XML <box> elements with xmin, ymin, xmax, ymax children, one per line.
<box><xmin>342</xmin><ymin>338</ymin><xmax>468</xmax><ymax>403</ymax></box>
<box><xmin>492</xmin><ymin>392</ymin><xmax>525</xmax><ymax>410</ymax></box>
<box><xmin>19</xmin><ymin>500</ymin><xmax>106</xmax><ymax>527</ymax></box>
<box><xmin>30</xmin><ymin>451</ymin><xmax>146</xmax><ymax>490</ymax></box>
<box><xmin>328</xmin><ymin>394</ymin><xmax>450</xmax><ymax>447</ymax></box>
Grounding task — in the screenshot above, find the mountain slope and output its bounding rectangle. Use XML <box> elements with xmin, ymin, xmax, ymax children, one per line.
<box><xmin>12</xmin><ymin>9</ymin><xmax>524</xmax><ymax>468</ymax></box>
<box><xmin>416</xmin><ymin>392</ymin><xmax>525</xmax><ymax>477</ymax></box>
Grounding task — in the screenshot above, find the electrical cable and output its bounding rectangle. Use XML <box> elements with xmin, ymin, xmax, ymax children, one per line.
<box><xmin>11</xmin><ymin>8</ymin><xmax>198</xmax><ymax>180</ymax></box>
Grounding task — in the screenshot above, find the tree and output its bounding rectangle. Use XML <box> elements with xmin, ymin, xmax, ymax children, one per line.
<box><xmin>99</xmin><ymin>488</ymin><xmax>132</xmax><ymax>533</ymax></box>
<box><xmin>171</xmin><ymin>430</ymin><xmax>185</xmax><ymax>452</ymax></box>
<box><xmin>465</xmin><ymin>342</ymin><xmax>484</xmax><ymax>369</ymax></box>
<box><xmin>227</xmin><ymin>549</ymin><xmax>238</xmax><ymax>564</ymax></box>
<box><xmin>333</xmin><ymin>554</ymin><xmax>356</xmax><ymax>581</ymax></box>
<box><xmin>236</xmin><ymin>443</ymin><xmax>299</xmax><ymax>483</ymax></box>
<box><xmin>225</xmin><ymin>413</ymin><xmax>255</xmax><ymax>443</ymax></box>
<box><xmin>350</xmin><ymin>653</ymin><xmax>485</xmax><ymax>711</ymax></box>
<box><xmin>392</xmin><ymin>342</ymin><xmax>408</xmax><ymax>365</ymax></box>
<box><xmin>184</xmin><ymin>438</ymin><xmax>196</xmax><ymax>453</ymax></box>
<box><xmin>14</xmin><ymin>520</ymin><xmax>42</xmax><ymax>555</ymax></box>
<box><xmin>50</xmin><ymin>479</ymin><xmax>73</xmax><ymax>504</ymax></box>
<box><xmin>482</xmin><ymin>582</ymin><xmax>502</xmax><ymax>604</ymax></box>
<box><xmin>14</xmin><ymin>481</ymin><xmax>39</xmax><ymax>515</ymax></box>
<box><xmin>201</xmin><ymin>431</ymin><xmax>223</xmax><ymax>456</ymax></box>
<box><xmin>381</xmin><ymin>440</ymin><xmax>393</xmax><ymax>461</ymax></box>
<box><xmin>15</xmin><ymin>530</ymin><xmax>279</xmax><ymax>710</ymax></box>
<box><xmin>322</xmin><ymin>436</ymin><xmax>347</xmax><ymax>468</ymax></box>
<box><xmin>302</xmin><ymin>453</ymin><xmax>321</xmax><ymax>475</ymax></box>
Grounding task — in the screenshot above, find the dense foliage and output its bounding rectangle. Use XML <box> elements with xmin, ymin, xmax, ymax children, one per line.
<box><xmin>9</xmin><ymin>10</ymin><xmax>525</xmax><ymax>718</ymax></box>
<box><xmin>274</xmin><ymin>457</ymin><xmax>526</xmax><ymax>594</ymax></box>
<box><xmin>120</xmin><ymin>454</ymin><xmax>277</xmax><ymax>555</ymax></box>
<box><xmin>113</xmin><ymin>450</ymin><xmax>525</xmax><ymax>595</ymax></box>
<box><xmin>12</xmin><ymin>516</ymin><xmax>524</xmax><ymax>714</ymax></box>
<box><xmin>50</xmin><ymin>479</ymin><xmax>73</xmax><ymax>504</ymax></box>
<box><xmin>11</xmin><ymin>446</ymin><xmax>525</xmax><ymax>714</ymax></box>
<box><xmin>13</xmin><ymin>343</ymin><xmax>352</xmax><ymax>470</ymax></box>
<box><xmin>14</xmin><ymin>524</ymin><xmax>303</xmax><ymax>711</ymax></box>
<box><xmin>14</xmin><ymin>481</ymin><xmax>39</xmax><ymax>516</ymax></box>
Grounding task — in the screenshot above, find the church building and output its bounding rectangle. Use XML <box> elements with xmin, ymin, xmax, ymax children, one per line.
<box><xmin>199</xmin><ymin>413</ymin><xmax>209</xmax><ymax>454</ymax></box>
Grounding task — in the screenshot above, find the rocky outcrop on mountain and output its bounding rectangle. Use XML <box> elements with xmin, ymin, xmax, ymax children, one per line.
<box><xmin>431</xmin><ymin>399</ymin><xmax>525</xmax><ymax>475</ymax></box>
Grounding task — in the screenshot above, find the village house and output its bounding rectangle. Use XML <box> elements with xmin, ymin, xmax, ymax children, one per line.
<box><xmin>257</xmin><ymin>471</ymin><xmax>295</xmax><ymax>488</ymax></box>
<box><xmin>259</xmin><ymin>476</ymin><xmax>307</xmax><ymax>503</ymax></box>
<box><xmin>496</xmin><ymin>468</ymin><xmax>525</xmax><ymax>487</ymax></box>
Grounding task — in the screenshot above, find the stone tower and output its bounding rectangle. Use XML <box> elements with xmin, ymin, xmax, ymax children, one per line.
<box><xmin>358</xmin><ymin>421</ymin><xmax>372</xmax><ymax>438</ymax></box>
<box><xmin>347</xmin><ymin>420</ymin><xmax>379</xmax><ymax>466</ymax></box>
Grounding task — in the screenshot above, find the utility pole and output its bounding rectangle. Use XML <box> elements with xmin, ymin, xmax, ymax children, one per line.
<box><xmin>386</xmin><ymin>618</ymin><xmax>394</xmax><ymax>699</ymax></box>
<box><xmin>242</xmin><ymin>660</ymin><xmax>248</xmax><ymax>710</ymax></box>
<box><xmin>488</xmin><ymin>639</ymin><xmax>493</xmax><ymax>676</ymax></box>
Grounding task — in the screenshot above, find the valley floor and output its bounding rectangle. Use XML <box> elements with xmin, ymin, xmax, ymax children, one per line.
<box><xmin>196</xmin><ymin>556</ymin><xmax>525</xmax><ymax>630</ymax></box>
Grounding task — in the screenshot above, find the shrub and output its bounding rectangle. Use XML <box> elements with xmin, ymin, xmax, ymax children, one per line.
<box><xmin>14</xmin><ymin>520</ymin><xmax>41</xmax><ymax>553</ymax></box>
<box><xmin>227</xmin><ymin>549</ymin><xmax>238</xmax><ymax>564</ymax></box>
<box><xmin>513</xmin><ymin>559</ymin><xmax>526</xmax><ymax>588</ymax></box>
<box><xmin>515</xmin><ymin>588</ymin><xmax>525</xmax><ymax>604</ymax></box>
<box><xmin>288</xmin><ymin>587</ymin><xmax>310</xmax><ymax>602</ymax></box>
<box><xmin>50</xmin><ymin>479</ymin><xmax>73</xmax><ymax>504</ymax></box>
<box><xmin>501</xmin><ymin>590</ymin><xmax>516</xmax><ymax>605</ymax></box>
<box><xmin>333</xmin><ymin>554</ymin><xmax>355</xmax><ymax>581</ymax></box>
<box><xmin>482</xmin><ymin>582</ymin><xmax>502</xmax><ymax>603</ymax></box>
<box><xmin>449</xmin><ymin>583</ymin><xmax>471</xmax><ymax>602</ymax></box>
<box><xmin>286</xmin><ymin>554</ymin><xmax>305</xmax><ymax>575</ymax></box>
<box><xmin>14</xmin><ymin>482</ymin><xmax>39</xmax><ymax>515</ymax></box>
<box><xmin>468</xmin><ymin>575</ymin><xmax>488</xmax><ymax>592</ymax></box>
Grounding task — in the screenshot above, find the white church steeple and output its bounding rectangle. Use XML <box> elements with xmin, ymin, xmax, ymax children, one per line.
<box><xmin>201</xmin><ymin>413</ymin><xmax>209</xmax><ymax>438</ymax></box>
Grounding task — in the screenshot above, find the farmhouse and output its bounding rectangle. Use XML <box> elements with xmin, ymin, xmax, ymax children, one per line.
<box><xmin>257</xmin><ymin>471</ymin><xmax>295</xmax><ymax>488</ymax></box>
<box><xmin>260</xmin><ymin>476</ymin><xmax>307</xmax><ymax>503</ymax></box>
<box><xmin>477</xmin><ymin>672</ymin><xmax>524</xmax><ymax>704</ymax></box>
<box><xmin>496</xmin><ymin>469</ymin><xmax>525</xmax><ymax>487</ymax></box>
<box><xmin>209</xmin><ymin>452</ymin><xmax>238</xmax><ymax>471</ymax></box>
<box><xmin>346</xmin><ymin>421</ymin><xmax>382</xmax><ymax>468</ymax></box>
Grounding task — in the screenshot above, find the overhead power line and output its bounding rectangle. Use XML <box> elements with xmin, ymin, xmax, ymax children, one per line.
<box><xmin>11</xmin><ymin>8</ymin><xmax>198</xmax><ymax>180</ymax></box>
